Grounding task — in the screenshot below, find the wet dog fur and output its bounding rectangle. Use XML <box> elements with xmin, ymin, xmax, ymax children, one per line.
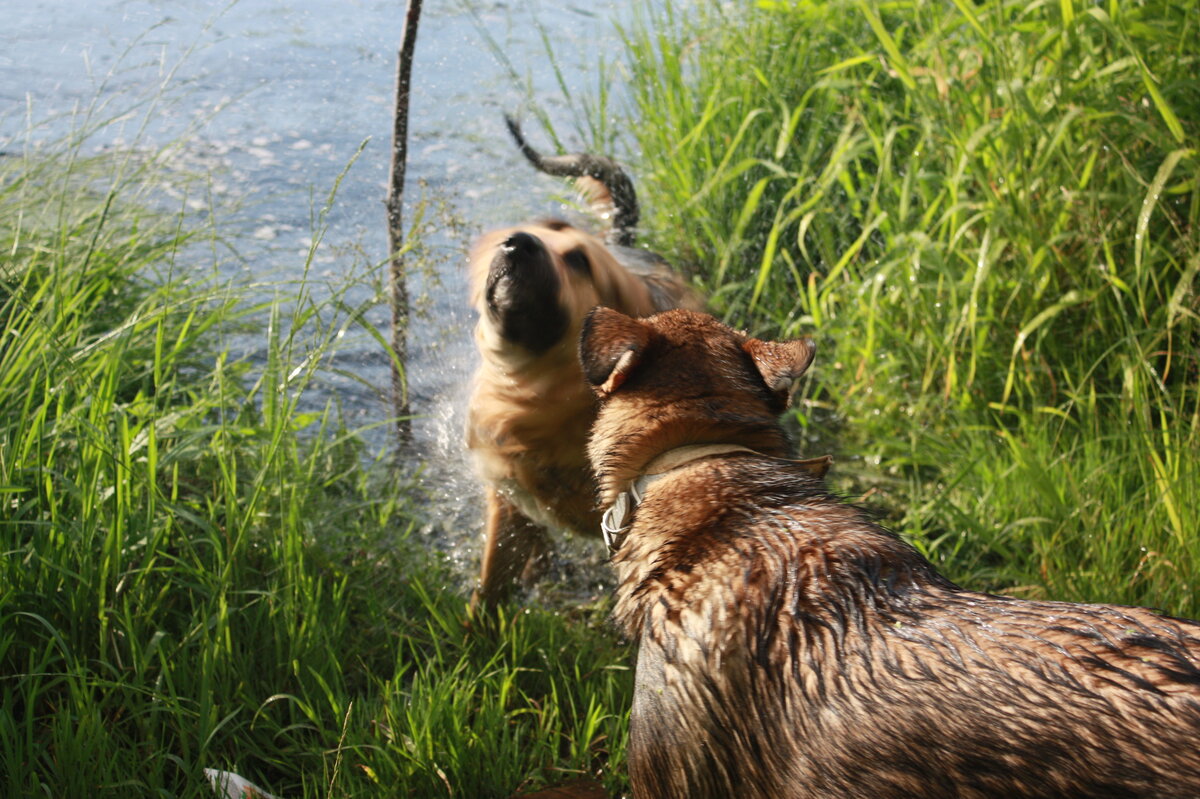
<box><xmin>467</xmin><ymin>119</ymin><xmax>703</xmax><ymax>609</ymax></box>
<box><xmin>580</xmin><ymin>307</ymin><xmax>1200</xmax><ymax>799</ymax></box>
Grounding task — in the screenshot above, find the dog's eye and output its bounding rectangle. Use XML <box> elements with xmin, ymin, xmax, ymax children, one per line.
<box><xmin>563</xmin><ymin>249</ymin><xmax>592</xmax><ymax>276</ymax></box>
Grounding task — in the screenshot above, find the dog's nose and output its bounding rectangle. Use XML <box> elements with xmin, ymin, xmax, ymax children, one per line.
<box><xmin>486</xmin><ymin>230</ymin><xmax>566</xmax><ymax>355</ymax></box>
<box><xmin>501</xmin><ymin>231</ymin><xmax>544</xmax><ymax>257</ymax></box>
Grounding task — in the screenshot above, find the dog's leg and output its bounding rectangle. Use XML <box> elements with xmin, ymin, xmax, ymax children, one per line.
<box><xmin>471</xmin><ymin>486</ymin><xmax>551</xmax><ymax>610</ymax></box>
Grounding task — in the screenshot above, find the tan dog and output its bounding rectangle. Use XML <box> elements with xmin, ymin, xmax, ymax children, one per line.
<box><xmin>580</xmin><ymin>307</ymin><xmax>1200</xmax><ymax>799</ymax></box>
<box><xmin>467</xmin><ymin>120</ymin><xmax>703</xmax><ymax>609</ymax></box>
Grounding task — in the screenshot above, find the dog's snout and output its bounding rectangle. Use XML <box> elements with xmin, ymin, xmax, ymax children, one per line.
<box><xmin>485</xmin><ymin>230</ymin><xmax>566</xmax><ymax>355</ymax></box>
<box><xmin>502</xmin><ymin>231</ymin><xmax>545</xmax><ymax>257</ymax></box>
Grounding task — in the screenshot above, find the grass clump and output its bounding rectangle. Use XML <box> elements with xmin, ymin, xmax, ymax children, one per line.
<box><xmin>0</xmin><ymin>120</ymin><xmax>630</xmax><ymax>797</ymax></box>
<box><xmin>621</xmin><ymin>0</ymin><xmax>1199</xmax><ymax>613</ymax></box>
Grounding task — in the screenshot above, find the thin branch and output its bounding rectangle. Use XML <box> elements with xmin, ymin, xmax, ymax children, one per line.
<box><xmin>386</xmin><ymin>0</ymin><xmax>423</xmax><ymax>446</ymax></box>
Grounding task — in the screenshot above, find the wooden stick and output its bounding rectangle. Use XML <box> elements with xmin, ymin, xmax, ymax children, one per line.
<box><xmin>385</xmin><ymin>0</ymin><xmax>423</xmax><ymax>445</ymax></box>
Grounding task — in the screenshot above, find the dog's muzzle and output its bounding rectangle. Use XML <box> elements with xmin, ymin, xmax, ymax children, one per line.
<box><xmin>485</xmin><ymin>232</ymin><xmax>569</xmax><ymax>353</ymax></box>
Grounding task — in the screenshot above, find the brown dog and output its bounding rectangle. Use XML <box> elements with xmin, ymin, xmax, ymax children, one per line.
<box><xmin>579</xmin><ymin>307</ymin><xmax>1200</xmax><ymax>799</ymax></box>
<box><xmin>467</xmin><ymin>119</ymin><xmax>703</xmax><ymax>609</ymax></box>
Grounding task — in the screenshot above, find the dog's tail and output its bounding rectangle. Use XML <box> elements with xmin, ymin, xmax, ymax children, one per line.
<box><xmin>505</xmin><ymin>115</ymin><xmax>639</xmax><ymax>248</ymax></box>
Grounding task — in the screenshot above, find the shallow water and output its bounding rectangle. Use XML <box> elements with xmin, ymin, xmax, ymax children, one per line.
<box><xmin>1</xmin><ymin>0</ymin><xmax>636</xmax><ymax>596</ymax></box>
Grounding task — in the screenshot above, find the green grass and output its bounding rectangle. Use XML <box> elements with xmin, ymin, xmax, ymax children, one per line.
<box><xmin>619</xmin><ymin>0</ymin><xmax>1199</xmax><ymax>613</ymax></box>
<box><xmin>0</xmin><ymin>112</ymin><xmax>631</xmax><ymax>797</ymax></box>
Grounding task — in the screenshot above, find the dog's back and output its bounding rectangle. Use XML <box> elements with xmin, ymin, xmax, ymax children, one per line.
<box><xmin>580</xmin><ymin>308</ymin><xmax>1200</xmax><ymax>799</ymax></box>
<box><xmin>625</xmin><ymin>458</ymin><xmax>1200</xmax><ymax>798</ymax></box>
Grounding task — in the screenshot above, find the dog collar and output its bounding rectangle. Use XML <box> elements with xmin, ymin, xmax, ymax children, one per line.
<box><xmin>601</xmin><ymin>444</ymin><xmax>751</xmax><ymax>555</ymax></box>
<box><xmin>600</xmin><ymin>445</ymin><xmax>834</xmax><ymax>555</ymax></box>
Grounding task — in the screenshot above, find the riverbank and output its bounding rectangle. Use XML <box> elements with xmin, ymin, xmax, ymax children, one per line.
<box><xmin>0</xmin><ymin>99</ymin><xmax>631</xmax><ymax>799</ymax></box>
<box><xmin>3</xmin><ymin>0</ymin><xmax>1197</xmax><ymax>796</ymax></box>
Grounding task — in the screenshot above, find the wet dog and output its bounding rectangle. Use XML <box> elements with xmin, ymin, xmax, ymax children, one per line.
<box><xmin>579</xmin><ymin>307</ymin><xmax>1200</xmax><ymax>799</ymax></box>
<box><xmin>467</xmin><ymin>118</ymin><xmax>703</xmax><ymax>609</ymax></box>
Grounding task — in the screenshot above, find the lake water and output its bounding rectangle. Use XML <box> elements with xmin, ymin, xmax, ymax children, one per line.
<box><xmin>1</xmin><ymin>0</ymin><xmax>640</xmax><ymax>594</ymax></box>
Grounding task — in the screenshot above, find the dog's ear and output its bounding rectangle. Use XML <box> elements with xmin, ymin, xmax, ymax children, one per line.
<box><xmin>580</xmin><ymin>307</ymin><xmax>651</xmax><ymax>396</ymax></box>
<box><xmin>743</xmin><ymin>337</ymin><xmax>816</xmax><ymax>406</ymax></box>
